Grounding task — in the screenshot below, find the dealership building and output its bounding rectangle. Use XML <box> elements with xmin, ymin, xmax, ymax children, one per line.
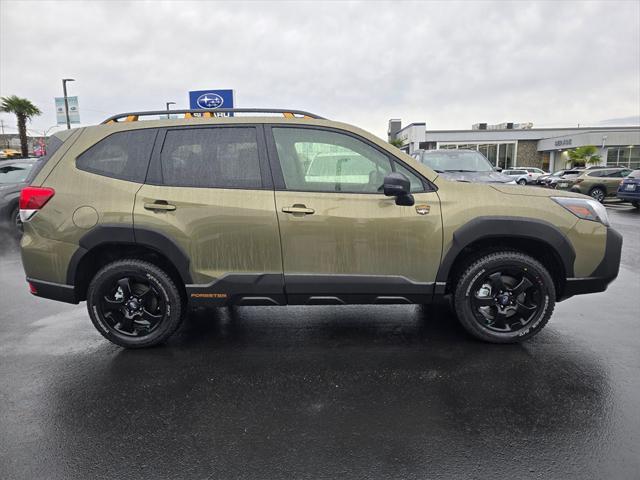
<box><xmin>388</xmin><ymin>120</ymin><xmax>640</xmax><ymax>172</ymax></box>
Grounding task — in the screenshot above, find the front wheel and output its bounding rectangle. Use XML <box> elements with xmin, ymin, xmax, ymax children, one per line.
<box><xmin>87</xmin><ymin>259</ymin><xmax>185</xmax><ymax>348</ymax></box>
<box><xmin>517</xmin><ymin>179</ymin><xmax>527</xmax><ymax>185</ymax></box>
<box><xmin>453</xmin><ymin>251</ymin><xmax>556</xmax><ymax>343</ymax></box>
<box><xmin>589</xmin><ymin>187</ymin><xmax>606</xmax><ymax>202</ymax></box>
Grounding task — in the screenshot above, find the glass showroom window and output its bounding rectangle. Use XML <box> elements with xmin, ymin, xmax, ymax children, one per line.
<box><xmin>438</xmin><ymin>143</ymin><xmax>516</xmax><ymax>168</ymax></box>
<box><xmin>607</xmin><ymin>147</ymin><xmax>640</xmax><ymax>170</ymax></box>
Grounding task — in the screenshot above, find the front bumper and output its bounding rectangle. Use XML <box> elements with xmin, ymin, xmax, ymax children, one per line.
<box><xmin>560</xmin><ymin>227</ymin><xmax>623</xmax><ymax>300</ymax></box>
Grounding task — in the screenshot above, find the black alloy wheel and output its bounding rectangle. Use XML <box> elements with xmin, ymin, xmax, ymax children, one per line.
<box><xmin>454</xmin><ymin>251</ymin><xmax>555</xmax><ymax>343</ymax></box>
<box><xmin>469</xmin><ymin>269</ymin><xmax>540</xmax><ymax>333</ymax></box>
<box><xmin>87</xmin><ymin>259</ymin><xmax>184</xmax><ymax>348</ymax></box>
<box><xmin>99</xmin><ymin>275</ymin><xmax>166</xmax><ymax>337</ymax></box>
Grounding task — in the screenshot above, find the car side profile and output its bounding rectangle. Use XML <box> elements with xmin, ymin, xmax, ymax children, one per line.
<box><xmin>20</xmin><ymin>109</ymin><xmax>622</xmax><ymax>348</ymax></box>
<box><xmin>556</xmin><ymin>167</ymin><xmax>633</xmax><ymax>201</ymax></box>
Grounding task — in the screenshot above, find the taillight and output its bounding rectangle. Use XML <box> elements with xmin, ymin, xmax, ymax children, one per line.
<box><xmin>19</xmin><ymin>186</ymin><xmax>55</xmax><ymax>221</ymax></box>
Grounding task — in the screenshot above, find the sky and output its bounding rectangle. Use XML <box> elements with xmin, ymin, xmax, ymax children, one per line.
<box><xmin>1</xmin><ymin>0</ymin><xmax>639</xmax><ymax>139</ymax></box>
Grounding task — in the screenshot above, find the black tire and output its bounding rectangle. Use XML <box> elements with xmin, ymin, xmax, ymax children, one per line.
<box><xmin>632</xmin><ymin>201</ymin><xmax>639</xmax><ymax>209</ymax></box>
<box><xmin>11</xmin><ymin>205</ymin><xmax>22</xmax><ymax>234</ymax></box>
<box><xmin>517</xmin><ymin>179</ymin><xmax>527</xmax><ymax>185</ymax></box>
<box><xmin>589</xmin><ymin>186</ymin><xmax>606</xmax><ymax>202</ymax></box>
<box><xmin>453</xmin><ymin>251</ymin><xmax>555</xmax><ymax>343</ymax></box>
<box><xmin>87</xmin><ymin>259</ymin><xmax>185</xmax><ymax>348</ymax></box>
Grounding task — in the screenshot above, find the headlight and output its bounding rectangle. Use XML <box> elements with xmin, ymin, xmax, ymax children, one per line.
<box><xmin>551</xmin><ymin>197</ymin><xmax>609</xmax><ymax>226</ymax></box>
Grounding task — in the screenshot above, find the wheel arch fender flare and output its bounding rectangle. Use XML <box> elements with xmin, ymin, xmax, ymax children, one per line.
<box><xmin>436</xmin><ymin>216</ymin><xmax>576</xmax><ymax>283</ymax></box>
<box><xmin>66</xmin><ymin>224</ymin><xmax>193</xmax><ymax>285</ymax></box>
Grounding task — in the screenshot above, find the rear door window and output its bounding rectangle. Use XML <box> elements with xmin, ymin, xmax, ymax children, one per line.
<box><xmin>76</xmin><ymin>129</ymin><xmax>157</xmax><ymax>183</ymax></box>
<box><xmin>160</xmin><ymin>127</ymin><xmax>262</xmax><ymax>189</ymax></box>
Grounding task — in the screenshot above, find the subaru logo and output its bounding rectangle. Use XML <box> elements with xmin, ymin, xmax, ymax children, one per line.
<box><xmin>196</xmin><ymin>93</ymin><xmax>224</xmax><ymax>109</ymax></box>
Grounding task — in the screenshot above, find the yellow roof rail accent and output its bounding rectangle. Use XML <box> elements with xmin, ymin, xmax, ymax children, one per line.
<box><xmin>283</xmin><ymin>112</ymin><xmax>295</xmax><ymax>118</ymax></box>
<box><xmin>184</xmin><ymin>112</ymin><xmax>194</xmax><ymax>118</ymax></box>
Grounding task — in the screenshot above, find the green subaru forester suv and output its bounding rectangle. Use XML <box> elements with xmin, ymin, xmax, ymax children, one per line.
<box><xmin>19</xmin><ymin>109</ymin><xmax>622</xmax><ymax>348</ymax></box>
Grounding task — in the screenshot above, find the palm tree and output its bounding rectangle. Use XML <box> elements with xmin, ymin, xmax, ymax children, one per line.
<box><xmin>0</xmin><ymin>95</ymin><xmax>42</xmax><ymax>158</ymax></box>
<box><xmin>567</xmin><ymin>145</ymin><xmax>601</xmax><ymax>167</ymax></box>
<box><xmin>389</xmin><ymin>138</ymin><xmax>404</xmax><ymax>148</ymax></box>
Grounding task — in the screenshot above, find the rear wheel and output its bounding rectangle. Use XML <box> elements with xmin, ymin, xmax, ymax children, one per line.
<box><xmin>453</xmin><ymin>251</ymin><xmax>555</xmax><ymax>343</ymax></box>
<box><xmin>87</xmin><ymin>259</ymin><xmax>184</xmax><ymax>348</ymax></box>
<box><xmin>11</xmin><ymin>205</ymin><xmax>22</xmax><ymax>234</ymax></box>
<box><xmin>589</xmin><ymin>187</ymin><xmax>606</xmax><ymax>202</ymax></box>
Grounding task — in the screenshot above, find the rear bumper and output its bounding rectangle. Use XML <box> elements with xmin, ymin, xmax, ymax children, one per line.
<box><xmin>26</xmin><ymin>277</ymin><xmax>79</xmax><ymax>304</ymax></box>
<box><xmin>616</xmin><ymin>190</ymin><xmax>640</xmax><ymax>201</ymax></box>
<box><xmin>560</xmin><ymin>227</ymin><xmax>623</xmax><ymax>300</ymax></box>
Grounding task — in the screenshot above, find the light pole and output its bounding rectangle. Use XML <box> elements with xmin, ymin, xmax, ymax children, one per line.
<box><xmin>62</xmin><ymin>78</ymin><xmax>75</xmax><ymax>129</ymax></box>
<box><xmin>165</xmin><ymin>102</ymin><xmax>176</xmax><ymax>119</ymax></box>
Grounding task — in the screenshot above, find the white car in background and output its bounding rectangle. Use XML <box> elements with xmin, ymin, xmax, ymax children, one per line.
<box><xmin>503</xmin><ymin>169</ymin><xmax>534</xmax><ymax>185</ymax></box>
<box><xmin>503</xmin><ymin>167</ymin><xmax>547</xmax><ymax>185</ymax></box>
<box><xmin>521</xmin><ymin>167</ymin><xmax>547</xmax><ymax>182</ymax></box>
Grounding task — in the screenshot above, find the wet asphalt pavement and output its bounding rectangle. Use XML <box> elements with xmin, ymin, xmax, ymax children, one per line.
<box><xmin>1</xmin><ymin>205</ymin><xmax>639</xmax><ymax>480</ymax></box>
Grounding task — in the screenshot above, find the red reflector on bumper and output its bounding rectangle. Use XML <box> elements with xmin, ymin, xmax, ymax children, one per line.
<box><xmin>28</xmin><ymin>282</ymin><xmax>37</xmax><ymax>294</ymax></box>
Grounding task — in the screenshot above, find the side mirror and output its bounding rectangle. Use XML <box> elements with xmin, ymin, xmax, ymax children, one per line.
<box><xmin>494</xmin><ymin>167</ymin><xmax>503</xmax><ymax>172</ymax></box>
<box><xmin>383</xmin><ymin>172</ymin><xmax>414</xmax><ymax>206</ymax></box>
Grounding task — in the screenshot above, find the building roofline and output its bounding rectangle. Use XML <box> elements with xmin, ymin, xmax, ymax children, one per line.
<box><xmin>425</xmin><ymin>126</ymin><xmax>639</xmax><ymax>133</ymax></box>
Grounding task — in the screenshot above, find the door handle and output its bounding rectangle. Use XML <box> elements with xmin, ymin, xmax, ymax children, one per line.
<box><xmin>282</xmin><ymin>204</ymin><xmax>315</xmax><ymax>215</ymax></box>
<box><xmin>144</xmin><ymin>201</ymin><xmax>176</xmax><ymax>211</ymax></box>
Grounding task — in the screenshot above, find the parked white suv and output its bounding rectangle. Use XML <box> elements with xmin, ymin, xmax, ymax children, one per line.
<box><xmin>503</xmin><ymin>167</ymin><xmax>547</xmax><ymax>185</ymax></box>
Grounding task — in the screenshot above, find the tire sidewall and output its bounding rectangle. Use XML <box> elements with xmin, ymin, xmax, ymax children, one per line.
<box><xmin>454</xmin><ymin>253</ymin><xmax>555</xmax><ymax>343</ymax></box>
<box><xmin>87</xmin><ymin>262</ymin><xmax>182</xmax><ymax>348</ymax></box>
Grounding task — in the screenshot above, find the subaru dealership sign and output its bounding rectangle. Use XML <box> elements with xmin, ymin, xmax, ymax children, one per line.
<box><xmin>188</xmin><ymin>89</ymin><xmax>234</xmax><ymax>116</ymax></box>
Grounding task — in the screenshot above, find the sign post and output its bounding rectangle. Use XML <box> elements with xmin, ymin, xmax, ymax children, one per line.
<box><xmin>188</xmin><ymin>89</ymin><xmax>234</xmax><ymax>116</ymax></box>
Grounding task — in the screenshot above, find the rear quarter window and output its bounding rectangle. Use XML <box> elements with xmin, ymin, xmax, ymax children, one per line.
<box><xmin>76</xmin><ymin>129</ymin><xmax>157</xmax><ymax>183</ymax></box>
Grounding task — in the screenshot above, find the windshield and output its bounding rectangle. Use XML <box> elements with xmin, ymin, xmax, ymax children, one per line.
<box><xmin>419</xmin><ymin>150</ymin><xmax>494</xmax><ymax>172</ymax></box>
<box><xmin>0</xmin><ymin>162</ymin><xmax>34</xmax><ymax>184</ymax></box>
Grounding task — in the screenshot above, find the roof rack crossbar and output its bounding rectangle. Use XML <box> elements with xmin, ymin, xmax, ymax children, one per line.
<box><xmin>101</xmin><ymin>108</ymin><xmax>325</xmax><ymax>124</ymax></box>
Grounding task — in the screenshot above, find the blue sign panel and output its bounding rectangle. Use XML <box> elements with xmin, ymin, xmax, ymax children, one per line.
<box><xmin>189</xmin><ymin>89</ymin><xmax>234</xmax><ymax>116</ymax></box>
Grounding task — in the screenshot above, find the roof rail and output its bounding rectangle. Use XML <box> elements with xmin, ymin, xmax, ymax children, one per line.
<box><xmin>101</xmin><ymin>108</ymin><xmax>325</xmax><ymax>124</ymax></box>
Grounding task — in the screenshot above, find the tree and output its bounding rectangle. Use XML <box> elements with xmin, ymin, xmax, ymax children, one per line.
<box><xmin>568</xmin><ymin>145</ymin><xmax>601</xmax><ymax>167</ymax></box>
<box><xmin>0</xmin><ymin>95</ymin><xmax>42</xmax><ymax>158</ymax></box>
<box><xmin>389</xmin><ymin>138</ymin><xmax>404</xmax><ymax>148</ymax></box>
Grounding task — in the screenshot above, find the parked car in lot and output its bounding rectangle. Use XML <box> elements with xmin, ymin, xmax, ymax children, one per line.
<box><xmin>502</xmin><ymin>169</ymin><xmax>534</xmax><ymax>185</ymax></box>
<box><xmin>0</xmin><ymin>159</ymin><xmax>38</xmax><ymax>232</ymax></box>
<box><xmin>616</xmin><ymin>169</ymin><xmax>640</xmax><ymax>208</ymax></box>
<box><xmin>0</xmin><ymin>148</ymin><xmax>21</xmax><ymax>159</ymax></box>
<box><xmin>411</xmin><ymin>149</ymin><xmax>515</xmax><ymax>184</ymax></box>
<box><xmin>556</xmin><ymin>167</ymin><xmax>633</xmax><ymax>202</ymax></box>
<box><xmin>19</xmin><ymin>108</ymin><xmax>621</xmax><ymax>348</ymax></box>
<box><xmin>543</xmin><ymin>169</ymin><xmax>584</xmax><ymax>188</ymax></box>
<box><xmin>521</xmin><ymin>167</ymin><xmax>547</xmax><ymax>182</ymax></box>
